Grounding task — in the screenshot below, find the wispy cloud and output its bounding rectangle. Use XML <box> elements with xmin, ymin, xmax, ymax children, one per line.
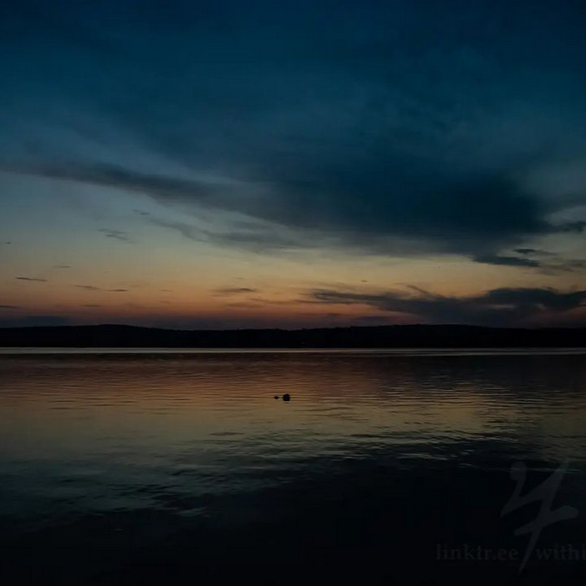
<box><xmin>3</xmin><ymin>162</ymin><xmax>219</xmax><ymax>206</ymax></box>
<box><xmin>473</xmin><ymin>254</ymin><xmax>541</xmax><ymax>268</ymax></box>
<box><xmin>148</xmin><ymin>218</ymin><xmax>204</xmax><ymax>242</ymax></box>
<box><xmin>148</xmin><ymin>215</ymin><xmax>305</xmax><ymax>253</ymax></box>
<box><xmin>514</xmin><ymin>248</ymin><xmax>554</xmax><ymax>257</ymax></box>
<box><xmin>74</xmin><ymin>284</ymin><xmax>128</xmax><ymax>293</ymax></box>
<box><xmin>16</xmin><ymin>277</ymin><xmax>47</xmax><ymax>282</ymax></box>
<box><xmin>98</xmin><ymin>228</ymin><xmax>134</xmax><ymax>243</ymax></box>
<box><xmin>214</xmin><ymin>287</ymin><xmax>258</xmax><ymax>296</ymax></box>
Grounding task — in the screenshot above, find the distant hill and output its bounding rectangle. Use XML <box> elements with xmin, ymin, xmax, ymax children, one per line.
<box><xmin>0</xmin><ymin>324</ymin><xmax>584</xmax><ymax>348</ymax></box>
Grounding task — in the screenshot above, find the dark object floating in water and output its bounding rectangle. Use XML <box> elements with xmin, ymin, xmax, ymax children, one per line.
<box><xmin>283</xmin><ymin>394</ymin><xmax>291</xmax><ymax>401</ymax></box>
<box><xmin>274</xmin><ymin>395</ymin><xmax>279</xmax><ymax>400</ymax></box>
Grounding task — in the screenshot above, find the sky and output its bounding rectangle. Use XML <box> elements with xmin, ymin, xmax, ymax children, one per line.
<box><xmin>0</xmin><ymin>0</ymin><xmax>585</xmax><ymax>329</ymax></box>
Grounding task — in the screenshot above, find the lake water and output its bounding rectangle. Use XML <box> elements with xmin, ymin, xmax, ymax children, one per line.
<box><xmin>1</xmin><ymin>349</ymin><xmax>585</xmax><ymax>584</ymax></box>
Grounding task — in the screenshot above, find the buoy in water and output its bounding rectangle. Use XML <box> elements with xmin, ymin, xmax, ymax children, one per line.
<box><xmin>283</xmin><ymin>393</ymin><xmax>291</xmax><ymax>401</ymax></box>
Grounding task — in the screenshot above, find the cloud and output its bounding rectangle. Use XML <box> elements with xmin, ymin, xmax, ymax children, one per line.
<box><xmin>471</xmin><ymin>245</ymin><xmax>586</xmax><ymax>273</ymax></box>
<box><xmin>149</xmin><ymin>218</ymin><xmax>204</xmax><ymax>242</ymax></box>
<box><xmin>54</xmin><ymin>264</ymin><xmax>72</xmax><ymax>269</ymax></box>
<box><xmin>98</xmin><ymin>228</ymin><xmax>133</xmax><ymax>243</ymax></box>
<box><xmin>223</xmin><ymin>301</ymin><xmax>264</xmax><ymax>309</ymax></box>
<box><xmin>148</xmin><ymin>215</ymin><xmax>305</xmax><ymax>252</ymax></box>
<box><xmin>0</xmin><ymin>305</ymin><xmax>20</xmax><ymax>309</ymax></box>
<box><xmin>214</xmin><ymin>287</ymin><xmax>258</xmax><ymax>296</ymax></box>
<box><xmin>557</xmin><ymin>260</ymin><xmax>586</xmax><ymax>272</ymax></box>
<box><xmin>556</xmin><ymin>221</ymin><xmax>586</xmax><ymax>233</ymax></box>
<box><xmin>4</xmin><ymin>159</ymin><xmax>572</xmax><ymax>261</ymax></box>
<box><xmin>3</xmin><ymin>161</ymin><xmax>219</xmax><ymax>205</ymax></box>
<box><xmin>16</xmin><ymin>276</ymin><xmax>47</xmax><ymax>282</ymax></box>
<box><xmin>473</xmin><ymin>254</ymin><xmax>541</xmax><ymax>268</ymax></box>
<box><xmin>309</xmin><ymin>286</ymin><xmax>586</xmax><ymax>326</ymax></box>
<box><xmin>514</xmin><ymin>248</ymin><xmax>554</xmax><ymax>257</ymax></box>
<box><xmin>6</xmin><ymin>151</ymin><xmax>584</xmax><ymax>267</ymax></box>
<box><xmin>74</xmin><ymin>284</ymin><xmax>128</xmax><ymax>292</ymax></box>
<box><xmin>1</xmin><ymin>0</ymin><xmax>585</xmax><ymax>269</ymax></box>
<box><xmin>504</xmin><ymin>249</ymin><xmax>586</xmax><ymax>273</ymax></box>
<box><xmin>538</xmin><ymin>259</ymin><xmax>586</xmax><ymax>274</ymax></box>
<box><xmin>474</xmin><ymin>254</ymin><xmax>541</xmax><ymax>268</ymax></box>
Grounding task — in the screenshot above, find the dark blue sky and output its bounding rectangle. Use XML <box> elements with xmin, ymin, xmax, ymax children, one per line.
<box><xmin>0</xmin><ymin>0</ymin><xmax>585</xmax><ymax>328</ymax></box>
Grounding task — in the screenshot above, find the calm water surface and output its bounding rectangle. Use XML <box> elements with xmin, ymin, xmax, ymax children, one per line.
<box><xmin>1</xmin><ymin>350</ymin><xmax>585</xmax><ymax>584</ymax></box>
